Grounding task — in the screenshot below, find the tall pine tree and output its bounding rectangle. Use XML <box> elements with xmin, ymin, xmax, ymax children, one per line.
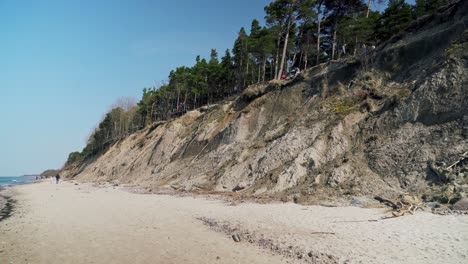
<box><xmin>378</xmin><ymin>0</ymin><xmax>413</xmax><ymax>41</ymax></box>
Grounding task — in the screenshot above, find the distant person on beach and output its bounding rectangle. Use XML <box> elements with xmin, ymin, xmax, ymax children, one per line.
<box><xmin>55</xmin><ymin>174</ymin><xmax>61</xmax><ymax>184</ymax></box>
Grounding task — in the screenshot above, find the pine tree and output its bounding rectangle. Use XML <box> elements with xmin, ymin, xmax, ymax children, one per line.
<box><xmin>414</xmin><ymin>0</ymin><xmax>445</xmax><ymax>17</ymax></box>
<box><xmin>258</xmin><ymin>27</ymin><xmax>275</xmax><ymax>82</ymax></box>
<box><xmin>220</xmin><ymin>49</ymin><xmax>235</xmax><ymax>96</ymax></box>
<box><xmin>324</xmin><ymin>0</ymin><xmax>366</xmax><ymax>60</ymax></box>
<box><xmin>314</xmin><ymin>0</ymin><xmax>326</xmax><ymax>65</ymax></box>
<box><xmin>265</xmin><ymin>0</ymin><xmax>316</xmax><ymax>79</ymax></box>
<box><xmin>233</xmin><ymin>27</ymin><xmax>249</xmax><ymax>88</ymax></box>
<box><xmin>190</xmin><ymin>56</ymin><xmax>208</xmax><ymax>108</ymax></box>
<box><xmin>378</xmin><ymin>0</ymin><xmax>413</xmax><ymax>41</ymax></box>
<box><xmin>207</xmin><ymin>49</ymin><xmax>221</xmax><ymax>102</ymax></box>
<box><xmin>336</xmin><ymin>10</ymin><xmax>380</xmax><ymax>56</ymax></box>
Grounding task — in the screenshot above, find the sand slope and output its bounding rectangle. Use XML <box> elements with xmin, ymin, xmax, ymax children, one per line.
<box><xmin>1</xmin><ymin>181</ymin><xmax>467</xmax><ymax>264</ymax></box>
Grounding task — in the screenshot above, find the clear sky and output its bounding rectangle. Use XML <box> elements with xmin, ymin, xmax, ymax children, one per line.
<box><xmin>0</xmin><ymin>0</ymin><xmax>407</xmax><ymax>176</ymax></box>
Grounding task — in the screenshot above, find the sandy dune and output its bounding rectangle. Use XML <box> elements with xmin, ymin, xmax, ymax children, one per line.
<box><xmin>1</xmin><ymin>181</ymin><xmax>467</xmax><ymax>264</ymax></box>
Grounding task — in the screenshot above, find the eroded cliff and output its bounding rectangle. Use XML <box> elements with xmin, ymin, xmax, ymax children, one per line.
<box><xmin>63</xmin><ymin>1</ymin><xmax>468</xmax><ymax>205</ymax></box>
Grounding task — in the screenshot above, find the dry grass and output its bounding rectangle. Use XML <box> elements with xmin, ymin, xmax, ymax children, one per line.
<box><xmin>320</xmin><ymin>95</ymin><xmax>360</xmax><ymax>115</ymax></box>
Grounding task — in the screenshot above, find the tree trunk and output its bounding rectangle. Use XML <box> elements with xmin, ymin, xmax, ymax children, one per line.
<box><xmin>150</xmin><ymin>102</ymin><xmax>155</xmax><ymax>122</ymax></box>
<box><xmin>183</xmin><ymin>88</ymin><xmax>188</xmax><ymax>111</ymax></box>
<box><xmin>274</xmin><ymin>51</ymin><xmax>279</xmax><ymax>79</ymax></box>
<box><xmin>297</xmin><ymin>26</ymin><xmax>304</xmax><ymax>69</ymax></box>
<box><xmin>146</xmin><ymin>104</ymin><xmax>150</xmax><ymax>125</ymax></box>
<box><xmin>193</xmin><ymin>94</ymin><xmax>197</xmax><ymax>109</ymax></box>
<box><xmin>366</xmin><ymin>0</ymin><xmax>372</xmax><ymax>18</ymax></box>
<box><xmin>331</xmin><ymin>30</ymin><xmax>337</xmax><ymax>61</ymax></box>
<box><xmin>277</xmin><ymin>20</ymin><xmax>292</xmax><ymax>79</ymax></box>
<box><xmin>299</xmin><ymin>51</ymin><xmax>303</xmax><ymax>68</ymax></box>
<box><xmin>245</xmin><ymin>56</ymin><xmax>249</xmax><ymax>87</ymax></box>
<box><xmin>291</xmin><ymin>52</ymin><xmax>297</xmax><ymax>70</ymax></box>
<box><xmin>304</xmin><ymin>51</ymin><xmax>308</xmax><ymax>70</ymax></box>
<box><xmin>257</xmin><ymin>63</ymin><xmax>261</xmax><ymax>84</ymax></box>
<box><xmin>262</xmin><ymin>57</ymin><xmax>267</xmax><ymax>83</ymax></box>
<box><xmin>274</xmin><ymin>31</ymin><xmax>281</xmax><ymax>79</ymax></box>
<box><xmin>354</xmin><ymin>36</ymin><xmax>358</xmax><ymax>56</ymax></box>
<box><xmin>316</xmin><ymin>11</ymin><xmax>321</xmax><ymax>65</ymax></box>
<box><xmin>239</xmin><ymin>50</ymin><xmax>244</xmax><ymax>90</ymax></box>
<box><xmin>176</xmin><ymin>83</ymin><xmax>180</xmax><ymax>111</ymax></box>
<box><xmin>270</xmin><ymin>58</ymin><xmax>273</xmax><ymax>80</ymax></box>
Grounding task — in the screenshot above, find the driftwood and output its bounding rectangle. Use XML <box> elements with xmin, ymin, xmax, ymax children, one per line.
<box><xmin>391</xmin><ymin>202</ymin><xmax>421</xmax><ymax>217</ymax></box>
<box><xmin>310</xmin><ymin>232</ymin><xmax>335</xmax><ymax>235</ymax></box>
<box><xmin>446</xmin><ymin>151</ymin><xmax>468</xmax><ymax>170</ymax></box>
<box><xmin>374</xmin><ymin>196</ymin><xmax>398</xmax><ymax>209</ymax></box>
<box><xmin>333</xmin><ymin>219</ymin><xmax>379</xmax><ymax>223</ymax></box>
<box><xmin>374</xmin><ymin>196</ymin><xmax>423</xmax><ymax>218</ymax></box>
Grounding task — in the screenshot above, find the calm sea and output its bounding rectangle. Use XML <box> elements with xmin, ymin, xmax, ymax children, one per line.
<box><xmin>0</xmin><ymin>176</ymin><xmax>35</xmax><ymax>186</ymax></box>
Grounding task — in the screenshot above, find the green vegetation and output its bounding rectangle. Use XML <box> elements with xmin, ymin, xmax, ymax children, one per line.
<box><xmin>414</xmin><ymin>0</ymin><xmax>446</xmax><ymax>17</ymax></box>
<box><xmin>65</xmin><ymin>0</ymin><xmax>447</xmax><ymax>167</ymax></box>
<box><xmin>66</xmin><ymin>151</ymin><xmax>85</xmax><ymax>164</ymax></box>
<box><xmin>321</xmin><ymin>95</ymin><xmax>360</xmax><ymax>115</ymax></box>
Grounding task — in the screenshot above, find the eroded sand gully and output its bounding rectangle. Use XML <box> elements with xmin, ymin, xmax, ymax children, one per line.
<box><xmin>1</xmin><ymin>181</ymin><xmax>467</xmax><ymax>264</ymax></box>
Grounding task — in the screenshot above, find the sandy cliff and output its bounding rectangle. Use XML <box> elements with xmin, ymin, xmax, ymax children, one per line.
<box><xmin>62</xmin><ymin>1</ymin><xmax>468</xmax><ymax>205</ymax></box>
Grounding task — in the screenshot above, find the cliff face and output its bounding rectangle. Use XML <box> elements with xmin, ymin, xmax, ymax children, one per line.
<box><xmin>63</xmin><ymin>2</ymin><xmax>468</xmax><ymax>204</ymax></box>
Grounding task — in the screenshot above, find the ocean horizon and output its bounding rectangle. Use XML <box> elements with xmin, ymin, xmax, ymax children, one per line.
<box><xmin>0</xmin><ymin>176</ymin><xmax>36</xmax><ymax>187</ymax></box>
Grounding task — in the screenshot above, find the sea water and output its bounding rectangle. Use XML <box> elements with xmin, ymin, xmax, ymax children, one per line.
<box><xmin>0</xmin><ymin>176</ymin><xmax>35</xmax><ymax>186</ymax></box>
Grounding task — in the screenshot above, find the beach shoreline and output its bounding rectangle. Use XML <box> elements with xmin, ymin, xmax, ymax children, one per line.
<box><xmin>0</xmin><ymin>186</ymin><xmax>16</xmax><ymax>222</ymax></box>
<box><xmin>1</xmin><ymin>181</ymin><xmax>467</xmax><ymax>264</ymax></box>
<box><xmin>0</xmin><ymin>178</ymin><xmax>44</xmax><ymax>222</ymax></box>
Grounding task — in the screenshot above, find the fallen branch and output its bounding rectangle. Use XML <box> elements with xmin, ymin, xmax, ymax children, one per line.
<box><xmin>333</xmin><ymin>219</ymin><xmax>379</xmax><ymax>223</ymax></box>
<box><xmin>310</xmin><ymin>232</ymin><xmax>335</xmax><ymax>235</ymax></box>
<box><xmin>374</xmin><ymin>196</ymin><xmax>398</xmax><ymax>209</ymax></box>
<box><xmin>445</xmin><ymin>151</ymin><xmax>467</xmax><ymax>170</ymax></box>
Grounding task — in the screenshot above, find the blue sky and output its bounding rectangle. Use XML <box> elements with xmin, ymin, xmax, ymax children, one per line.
<box><xmin>0</xmin><ymin>0</ymin><xmax>408</xmax><ymax>176</ymax></box>
<box><xmin>0</xmin><ymin>0</ymin><xmax>273</xmax><ymax>175</ymax></box>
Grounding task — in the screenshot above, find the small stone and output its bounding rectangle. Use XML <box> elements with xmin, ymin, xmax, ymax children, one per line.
<box><xmin>452</xmin><ymin>198</ymin><xmax>468</xmax><ymax>211</ymax></box>
<box><xmin>308</xmin><ymin>251</ymin><xmax>313</xmax><ymax>258</ymax></box>
<box><xmin>232</xmin><ymin>234</ymin><xmax>241</xmax><ymax>242</ymax></box>
<box><xmin>426</xmin><ymin>201</ymin><xmax>440</xmax><ymax>208</ymax></box>
<box><xmin>293</xmin><ymin>195</ymin><xmax>299</xmax><ymax>204</ymax></box>
<box><xmin>314</xmin><ymin>174</ymin><xmax>322</xmax><ymax>185</ymax></box>
<box><xmin>232</xmin><ymin>182</ymin><xmax>247</xmax><ymax>192</ymax></box>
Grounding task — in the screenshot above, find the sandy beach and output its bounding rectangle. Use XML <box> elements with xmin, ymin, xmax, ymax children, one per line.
<box><xmin>1</xmin><ymin>181</ymin><xmax>467</xmax><ymax>264</ymax></box>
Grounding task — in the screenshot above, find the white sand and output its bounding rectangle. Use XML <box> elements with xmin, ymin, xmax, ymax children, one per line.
<box><xmin>1</xmin><ymin>181</ymin><xmax>467</xmax><ymax>264</ymax></box>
